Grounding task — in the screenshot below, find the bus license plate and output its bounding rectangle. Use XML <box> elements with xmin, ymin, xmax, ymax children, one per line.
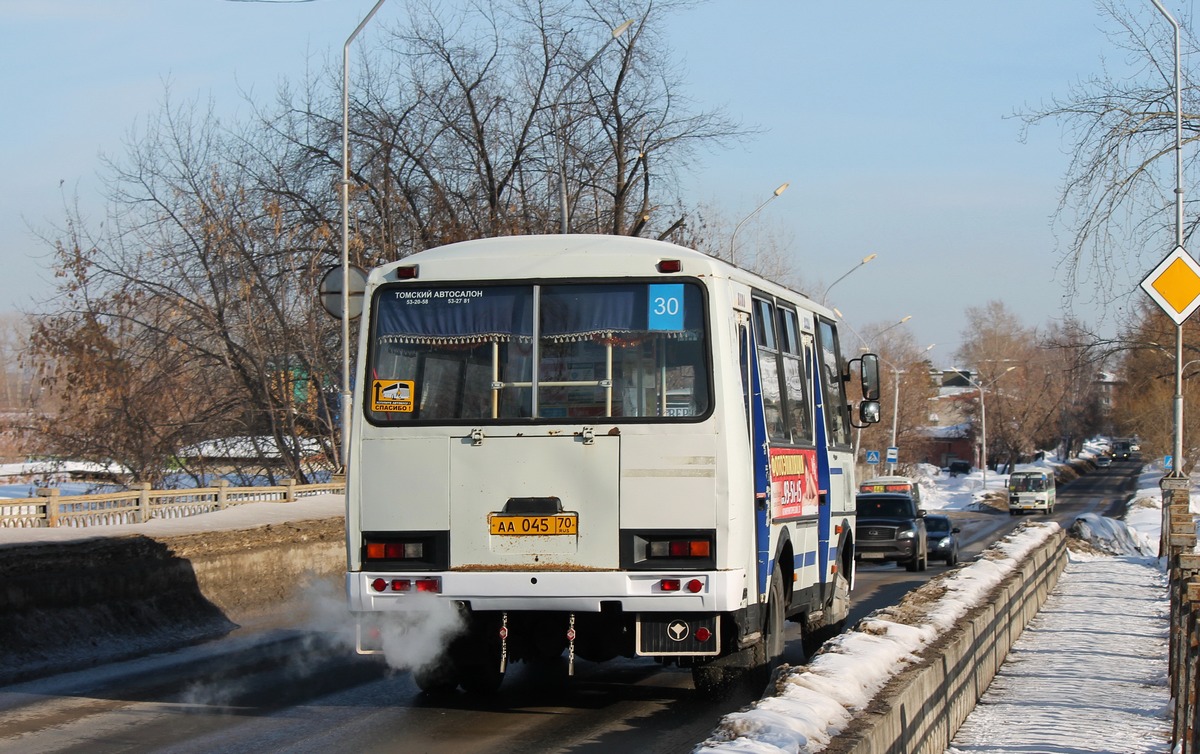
<box><xmin>489</xmin><ymin>514</ymin><xmax>578</xmax><ymax>536</ymax></box>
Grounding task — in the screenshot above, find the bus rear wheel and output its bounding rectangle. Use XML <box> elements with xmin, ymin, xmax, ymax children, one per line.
<box><xmin>413</xmin><ymin>659</ymin><xmax>458</xmax><ymax>696</ymax></box>
<box><xmin>692</xmin><ymin>570</ymin><xmax>788</xmax><ymax>698</ymax></box>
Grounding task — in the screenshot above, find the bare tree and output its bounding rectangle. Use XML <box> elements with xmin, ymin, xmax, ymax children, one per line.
<box><xmin>19</xmin><ymin>0</ymin><xmax>753</xmax><ymax>481</ymax></box>
<box><xmin>956</xmin><ymin>301</ymin><xmax>1087</xmax><ymax>470</ymax></box>
<box><xmin>1020</xmin><ymin>0</ymin><xmax>1200</xmax><ymax>326</ymax></box>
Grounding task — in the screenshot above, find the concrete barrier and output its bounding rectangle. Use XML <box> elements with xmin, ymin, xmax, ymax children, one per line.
<box><xmin>0</xmin><ymin>518</ymin><xmax>344</xmax><ymax>684</ymax></box>
<box><xmin>825</xmin><ymin>527</ymin><xmax>1067</xmax><ymax>754</ymax></box>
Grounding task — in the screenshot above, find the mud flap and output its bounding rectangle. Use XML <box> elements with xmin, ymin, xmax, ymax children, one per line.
<box><xmin>635</xmin><ymin>614</ymin><xmax>721</xmax><ymax>656</ymax></box>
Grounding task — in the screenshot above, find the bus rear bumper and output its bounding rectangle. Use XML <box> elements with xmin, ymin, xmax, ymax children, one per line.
<box><xmin>346</xmin><ymin>568</ymin><xmax>748</xmax><ymax>614</ymax></box>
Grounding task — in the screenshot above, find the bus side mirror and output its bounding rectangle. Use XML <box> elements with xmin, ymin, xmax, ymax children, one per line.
<box><xmin>854</xmin><ymin>400</ymin><xmax>881</xmax><ymax>427</ymax></box>
<box><xmin>848</xmin><ymin>353</ymin><xmax>881</xmax><ymax>401</ymax></box>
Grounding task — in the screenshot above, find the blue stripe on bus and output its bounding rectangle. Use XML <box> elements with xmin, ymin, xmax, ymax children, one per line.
<box><xmin>792</xmin><ymin>550</ymin><xmax>818</xmax><ymax>568</ymax></box>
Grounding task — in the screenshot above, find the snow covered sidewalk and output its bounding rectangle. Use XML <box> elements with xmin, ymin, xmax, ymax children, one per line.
<box><xmin>947</xmin><ymin>553</ymin><xmax>1171</xmax><ymax>754</ymax></box>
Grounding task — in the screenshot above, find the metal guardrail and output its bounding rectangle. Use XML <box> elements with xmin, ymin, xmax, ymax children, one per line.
<box><xmin>0</xmin><ymin>479</ymin><xmax>346</xmax><ymax>529</ymax></box>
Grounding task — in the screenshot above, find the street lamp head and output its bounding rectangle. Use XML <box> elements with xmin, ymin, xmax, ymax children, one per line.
<box><xmin>612</xmin><ymin>19</ymin><xmax>635</xmax><ymax>38</ymax></box>
<box><xmin>822</xmin><ymin>253</ymin><xmax>878</xmax><ymax>306</ymax></box>
<box><xmin>729</xmin><ymin>181</ymin><xmax>791</xmax><ymax>264</ymax></box>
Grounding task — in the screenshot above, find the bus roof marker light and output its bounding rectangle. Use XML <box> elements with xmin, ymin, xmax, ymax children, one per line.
<box><xmin>657</xmin><ymin>259</ymin><xmax>682</xmax><ymax>273</ymax></box>
<box><xmin>396</xmin><ymin>264</ymin><xmax>419</xmax><ymax>280</ymax></box>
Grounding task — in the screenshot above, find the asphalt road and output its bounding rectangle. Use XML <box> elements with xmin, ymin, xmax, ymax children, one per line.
<box><xmin>0</xmin><ymin>461</ymin><xmax>1142</xmax><ymax>754</ymax></box>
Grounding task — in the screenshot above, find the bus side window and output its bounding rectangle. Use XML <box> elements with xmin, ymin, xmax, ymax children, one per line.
<box><xmin>778</xmin><ymin>308</ymin><xmax>813</xmax><ymax>445</ymax></box>
<box><xmin>752</xmin><ymin>298</ymin><xmax>787</xmax><ymax>443</ymax></box>
<box><xmin>816</xmin><ymin>318</ymin><xmax>851</xmax><ymax>447</ymax></box>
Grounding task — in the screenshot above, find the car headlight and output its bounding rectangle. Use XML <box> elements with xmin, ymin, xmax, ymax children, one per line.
<box><xmin>938</xmin><ymin>536</ymin><xmax>952</xmax><ymax>548</ymax></box>
<box><xmin>897</xmin><ymin>529</ymin><xmax>916</xmax><ymax>540</ymax></box>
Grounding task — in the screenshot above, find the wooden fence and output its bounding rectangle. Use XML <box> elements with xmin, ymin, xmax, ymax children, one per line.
<box><xmin>1163</xmin><ymin>477</ymin><xmax>1200</xmax><ymax>752</ymax></box>
<box><xmin>0</xmin><ymin>479</ymin><xmax>345</xmax><ymax>529</ymax></box>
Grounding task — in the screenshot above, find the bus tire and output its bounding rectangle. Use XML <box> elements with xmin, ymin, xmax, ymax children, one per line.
<box><xmin>413</xmin><ymin>659</ymin><xmax>459</xmax><ymax>696</ymax></box>
<box><xmin>458</xmin><ymin>661</ymin><xmax>505</xmax><ymax>696</ymax></box>
<box><xmin>803</xmin><ymin>569</ymin><xmax>849</xmax><ymax>657</ymax></box>
<box><xmin>751</xmin><ymin>569</ymin><xmax>787</xmax><ymax>689</ymax></box>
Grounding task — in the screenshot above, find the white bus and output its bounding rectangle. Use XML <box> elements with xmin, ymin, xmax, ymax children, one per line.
<box><xmin>344</xmin><ymin>235</ymin><xmax>881</xmax><ymax>695</ymax></box>
<box><xmin>1007</xmin><ymin>470</ymin><xmax>1056</xmax><ymax>515</ymax></box>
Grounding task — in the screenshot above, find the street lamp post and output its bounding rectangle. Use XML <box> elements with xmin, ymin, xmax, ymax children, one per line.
<box><xmin>1150</xmin><ymin>0</ymin><xmax>1186</xmax><ymax>481</ymax></box>
<box><xmin>729</xmin><ymin>182</ymin><xmax>790</xmax><ymax>265</ymax></box>
<box><xmin>822</xmin><ymin>253</ymin><xmax>877</xmax><ymax>306</ymax></box>
<box><xmin>888</xmin><ymin>343</ymin><xmax>935</xmax><ymax>475</ymax></box>
<box><xmin>964</xmin><ymin>366</ymin><xmax>1018</xmax><ymax>492</ymax></box>
<box><xmin>340</xmin><ymin>0</ymin><xmax>388</xmax><ymax>471</ymax></box>
<box><xmin>551</xmin><ymin>19</ymin><xmax>634</xmax><ymax>234</ymax></box>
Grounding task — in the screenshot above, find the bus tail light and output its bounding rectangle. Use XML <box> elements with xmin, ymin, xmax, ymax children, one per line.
<box><xmin>369</xmin><ymin>576</ymin><xmax>440</xmax><ymax>593</ymax></box>
<box><xmin>395</xmin><ymin>264</ymin><xmax>419</xmax><ymax>280</ymax></box>
<box><xmin>366</xmin><ymin>541</ymin><xmax>424</xmax><ymax>560</ymax></box>
<box><xmin>648</xmin><ymin>537</ymin><xmax>711</xmax><ymax>559</ymax></box>
<box><xmin>657</xmin><ymin>259</ymin><xmax>682</xmax><ymax>273</ymax></box>
<box><xmin>361</xmin><ymin>532</ymin><xmax>449</xmax><ymax>569</ymax></box>
<box><xmin>657</xmin><ymin>577</ymin><xmax>705</xmax><ymax>593</ymax></box>
<box><xmin>624</xmin><ymin>530</ymin><xmax>716</xmax><ymax>570</ymax></box>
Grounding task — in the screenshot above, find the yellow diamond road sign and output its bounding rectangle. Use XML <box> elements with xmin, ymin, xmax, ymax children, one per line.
<box><xmin>1141</xmin><ymin>246</ymin><xmax>1200</xmax><ymax>325</ymax></box>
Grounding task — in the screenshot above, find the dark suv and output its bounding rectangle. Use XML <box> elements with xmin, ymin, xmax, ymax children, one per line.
<box><xmin>855</xmin><ymin>492</ymin><xmax>928</xmax><ymax>571</ymax></box>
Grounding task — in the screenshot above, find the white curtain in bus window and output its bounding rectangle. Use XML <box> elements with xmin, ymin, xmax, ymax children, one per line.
<box><xmin>539</xmin><ymin>283</ymin><xmax>708</xmax><ymax>419</ymax></box>
<box><xmin>370</xmin><ymin>285</ymin><xmax>534</xmax><ymax>420</ymax></box>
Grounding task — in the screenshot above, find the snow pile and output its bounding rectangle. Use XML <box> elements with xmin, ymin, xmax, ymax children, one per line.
<box><xmin>1071</xmin><ymin>511</ymin><xmax>1158</xmax><ymax>556</ymax></box>
<box><xmin>695</xmin><ymin>522</ymin><xmax>1060</xmax><ymax>753</ymax></box>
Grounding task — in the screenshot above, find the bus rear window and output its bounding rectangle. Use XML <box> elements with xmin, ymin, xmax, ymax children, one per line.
<box><xmin>366</xmin><ymin>281</ymin><xmax>709</xmax><ymax>423</ymax></box>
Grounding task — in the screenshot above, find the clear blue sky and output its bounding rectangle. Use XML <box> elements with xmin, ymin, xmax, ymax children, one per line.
<box><xmin>0</xmin><ymin>0</ymin><xmax>1162</xmax><ymax>357</ymax></box>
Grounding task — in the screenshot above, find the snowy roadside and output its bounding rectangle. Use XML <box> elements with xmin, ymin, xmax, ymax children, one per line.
<box><xmin>694</xmin><ymin>460</ymin><xmax>1173</xmax><ymax>754</ymax></box>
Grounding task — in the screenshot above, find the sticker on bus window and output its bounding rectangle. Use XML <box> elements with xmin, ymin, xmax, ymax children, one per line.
<box><xmin>648</xmin><ymin>284</ymin><xmax>685</xmax><ymax>331</ymax></box>
<box><xmin>371</xmin><ymin>379</ymin><xmax>415</xmax><ymax>413</ymax></box>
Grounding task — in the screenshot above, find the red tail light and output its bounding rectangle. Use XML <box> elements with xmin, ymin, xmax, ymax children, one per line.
<box><xmin>659</xmin><ymin>579</ymin><xmax>681</xmax><ymax>592</ymax></box>
<box><xmin>649</xmin><ymin>537</ymin><xmax>713</xmax><ymax>559</ymax></box>
<box><xmin>369</xmin><ymin>577</ymin><xmax>438</xmax><ymax>593</ymax></box>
